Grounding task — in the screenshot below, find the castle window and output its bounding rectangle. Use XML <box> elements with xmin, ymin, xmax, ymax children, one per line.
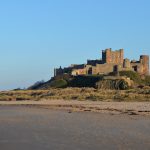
<box><xmin>132</xmin><ymin>66</ymin><xmax>138</xmax><ymax>72</ymax></box>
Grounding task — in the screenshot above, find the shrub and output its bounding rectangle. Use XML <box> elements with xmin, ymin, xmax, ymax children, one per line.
<box><xmin>143</xmin><ymin>76</ymin><xmax>150</xmax><ymax>86</ymax></box>
<box><xmin>28</xmin><ymin>80</ymin><xmax>45</xmax><ymax>90</ymax></box>
<box><xmin>68</xmin><ymin>75</ymin><xmax>103</xmax><ymax>88</ymax></box>
<box><xmin>118</xmin><ymin>80</ymin><xmax>129</xmax><ymax>90</ymax></box>
<box><xmin>49</xmin><ymin>79</ymin><xmax>68</xmax><ymax>88</ymax></box>
<box><xmin>119</xmin><ymin>71</ymin><xmax>142</xmax><ymax>84</ymax></box>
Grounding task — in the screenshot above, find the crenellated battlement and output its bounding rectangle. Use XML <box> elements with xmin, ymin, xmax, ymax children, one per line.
<box><xmin>54</xmin><ymin>48</ymin><xmax>149</xmax><ymax>76</ymax></box>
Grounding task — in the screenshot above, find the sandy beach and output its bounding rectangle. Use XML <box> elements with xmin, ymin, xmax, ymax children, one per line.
<box><xmin>0</xmin><ymin>106</ymin><xmax>150</xmax><ymax>150</ymax></box>
<box><xmin>0</xmin><ymin>100</ymin><xmax>150</xmax><ymax>115</ymax></box>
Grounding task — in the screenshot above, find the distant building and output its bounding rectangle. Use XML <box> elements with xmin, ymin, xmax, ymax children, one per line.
<box><xmin>54</xmin><ymin>48</ymin><xmax>149</xmax><ymax>76</ymax></box>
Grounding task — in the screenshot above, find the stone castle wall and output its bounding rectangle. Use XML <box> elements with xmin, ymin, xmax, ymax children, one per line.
<box><xmin>102</xmin><ymin>48</ymin><xmax>124</xmax><ymax>64</ymax></box>
<box><xmin>140</xmin><ymin>55</ymin><xmax>149</xmax><ymax>75</ymax></box>
<box><xmin>55</xmin><ymin>48</ymin><xmax>149</xmax><ymax>76</ymax></box>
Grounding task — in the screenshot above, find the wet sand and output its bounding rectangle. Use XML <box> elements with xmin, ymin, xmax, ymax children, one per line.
<box><xmin>0</xmin><ymin>106</ymin><xmax>150</xmax><ymax>150</ymax></box>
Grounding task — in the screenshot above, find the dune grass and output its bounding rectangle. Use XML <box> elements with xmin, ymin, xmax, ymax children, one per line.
<box><xmin>0</xmin><ymin>87</ymin><xmax>150</xmax><ymax>102</ymax></box>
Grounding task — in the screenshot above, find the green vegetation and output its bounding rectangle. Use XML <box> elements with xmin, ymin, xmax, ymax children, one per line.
<box><xmin>0</xmin><ymin>88</ymin><xmax>150</xmax><ymax>101</ymax></box>
<box><xmin>119</xmin><ymin>71</ymin><xmax>142</xmax><ymax>84</ymax></box>
<box><xmin>119</xmin><ymin>71</ymin><xmax>150</xmax><ymax>86</ymax></box>
<box><xmin>119</xmin><ymin>80</ymin><xmax>129</xmax><ymax>90</ymax></box>
<box><xmin>49</xmin><ymin>79</ymin><xmax>68</xmax><ymax>88</ymax></box>
<box><xmin>28</xmin><ymin>80</ymin><xmax>45</xmax><ymax>90</ymax></box>
<box><xmin>28</xmin><ymin>71</ymin><xmax>150</xmax><ymax>90</ymax></box>
<box><xmin>96</xmin><ymin>79</ymin><xmax>129</xmax><ymax>90</ymax></box>
<box><xmin>68</xmin><ymin>75</ymin><xmax>103</xmax><ymax>88</ymax></box>
<box><xmin>143</xmin><ymin>75</ymin><xmax>150</xmax><ymax>86</ymax></box>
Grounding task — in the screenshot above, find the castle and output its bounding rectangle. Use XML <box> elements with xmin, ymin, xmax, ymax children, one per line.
<box><xmin>54</xmin><ymin>48</ymin><xmax>149</xmax><ymax>77</ymax></box>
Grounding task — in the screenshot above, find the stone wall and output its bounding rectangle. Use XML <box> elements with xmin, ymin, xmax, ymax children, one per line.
<box><xmin>95</xmin><ymin>63</ymin><xmax>118</xmax><ymax>75</ymax></box>
<box><xmin>55</xmin><ymin>48</ymin><xmax>149</xmax><ymax>76</ymax></box>
<box><xmin>140</xmin><ymin>55</ymin><xmax>149</xmax><ymax>75</ymax></box>
<box><xmin>102</xmin><ymin>48</ymin><xmax>124</xmax><ymax>64</ymax></box>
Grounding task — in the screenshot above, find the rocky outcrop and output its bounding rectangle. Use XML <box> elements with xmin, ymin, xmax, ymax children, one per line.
<box><xmin>96</xmin><ymin>76</ymin><xmax>132</xmax><ymax>90</ymax></box>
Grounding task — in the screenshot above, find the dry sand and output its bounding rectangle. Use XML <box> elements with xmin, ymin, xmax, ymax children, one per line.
<box><xmin>0</xmin><ymin>100</ymin><xmax>150</xmax><ymax>115</ymax></box>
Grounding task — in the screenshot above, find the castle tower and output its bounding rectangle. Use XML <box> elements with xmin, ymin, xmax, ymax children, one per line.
<box><xmin>140</xmin><ymin>55</ymin><xmax>149</xmax><ymax>75</ymax></box>
<box><xmin>105</xmin><ymin>48</ymin><xmax>112</xmax><ymax>63</ymax></box>
<box><xmin>119</xmin><ymin>49</ymin><xmax>124</xmax><ymax>64</ymax></box>
<box><xmin>102</xmin><ymin>48</ymin><xmax>124</xmax><ymax>64</ymax></box>
<box><xmin>123</xmin><ymin>58</ymin><xmax>130</xmax><ymax>68</ymax></box>
<box><xmin>102</xmin><ymin>48</ymin><xmax>111</xmax><ymax>63</ymax></box>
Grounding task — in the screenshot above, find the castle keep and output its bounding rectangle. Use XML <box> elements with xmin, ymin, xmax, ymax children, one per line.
<box><xmin>54</xmin><ymin>48</ymin><xmax>149</xmax><ymax>76</ymax></box>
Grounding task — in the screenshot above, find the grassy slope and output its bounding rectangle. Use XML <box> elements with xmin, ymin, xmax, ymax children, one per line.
<box><xmin>29</xmin><ymin>71</ymin><xmax>150</xmax><ymax>90</ymax></box>
<box><xmin>15</xmin><ymin>71</ymin><xmax>150</xmax><ymax>102</ymax></box>
<box><xmin>0</xmin><ymin>88</ymin><xmax>150</xmax><ymax>102</ymax></box>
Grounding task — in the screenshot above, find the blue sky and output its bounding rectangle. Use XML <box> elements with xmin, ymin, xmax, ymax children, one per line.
<box><xmin>0</xmin><ymin>0</ymin><xmax>150</xmax><ymax>90</ymax></box>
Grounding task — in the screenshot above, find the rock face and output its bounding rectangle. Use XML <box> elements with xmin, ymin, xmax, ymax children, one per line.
<box><xmin>96</xmin><ymin>76</ymin><xmax>132</xmax><ymax>90</ymax></box>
